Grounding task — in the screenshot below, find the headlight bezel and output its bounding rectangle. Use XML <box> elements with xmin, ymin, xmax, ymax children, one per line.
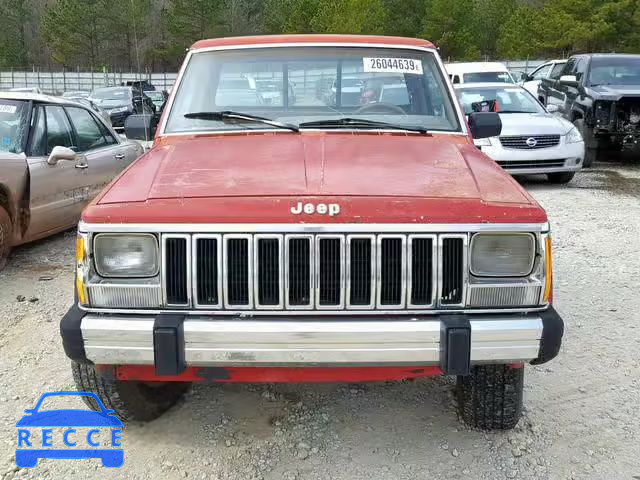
<box><xmin>93</xmin><ymin>233</ymin><xmax>160</xmax><ymax>278</ymax></box>
<box><xmin>469</xmin><ymin>232</ymin><xmax>536</xmax><ymax>278</ymax></box>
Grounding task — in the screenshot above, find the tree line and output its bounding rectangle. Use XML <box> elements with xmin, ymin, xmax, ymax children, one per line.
<box><xmin>0</xmin><ymin>0</ymin><xmax>638</xmax><ymax>71</ymax></box>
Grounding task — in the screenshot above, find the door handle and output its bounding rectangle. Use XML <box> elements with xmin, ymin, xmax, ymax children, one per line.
<box><xmin>114</xmin><ymin>153</ymin><xmax>125</xmax><ymax>160</ymax></box>
<box><xmin>75</xmin><ymin>162</ymin><xmax>89</xmax><ymax>169</ymax></box>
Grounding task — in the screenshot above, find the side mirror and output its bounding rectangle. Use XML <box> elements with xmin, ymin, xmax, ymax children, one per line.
<box><xmin>546</xmin><ymin>104</ymin><xmax>560</xmax><ymax>114</ymax></box>
<box><xmin>124</xmin><ymin>114</ymin><xmax>157</xmax><ymax>141</ymax></box>
<box><xmin>468</xmin><ymin>112</ymin><xmax>502</xmax><ymax>139</ymax></box>
<box><xmin>520</xmin><ymin>72</ymin><xmax>530</xmax><ymax>82</ymax></box>
<box><xmin>559</xmin><ymin>75</ymin><xmax>579</xmax><ymax>87</ymax></box>
<box><xmin>47</xmin><ymin>145</ymin><xmax>77</xmax><ymax>165</ymax></box>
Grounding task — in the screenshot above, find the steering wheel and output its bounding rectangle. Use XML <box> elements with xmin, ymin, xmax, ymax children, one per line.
<box><xmin>355</xmin><ymin>102</ymin><xmax>407</xmax><ymax>116</ymax></box>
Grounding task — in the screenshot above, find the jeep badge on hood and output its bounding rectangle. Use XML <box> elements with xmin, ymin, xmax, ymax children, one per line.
<box><xmin>290</xmin><ymin>202</ymin><xmax>340</xmax><ymax>216</ymax></box>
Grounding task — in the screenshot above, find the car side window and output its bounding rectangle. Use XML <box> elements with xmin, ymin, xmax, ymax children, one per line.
<box><xmin>574</xmin><ymin>58</ymin><xmax>588</xmax><ymax>81</ymax></box>
<box><xmin>561</xmin><ymin>59</ymin><xmax>576</xmax><ymax>77</ymax></box>
<box><xmin>29</xmin><ymin>107</ymin><xmax>47</xmax><ymax>156</ymax></box>
<box><xmin>44</xmin><ymin>105</ymin><xmax>74</xmax><ymax>154</ymax></box>
<box><xmin>532</xmin><ymin>64</ymin><xmax>552</xmax><ymax>80</ymax></box>
<box><xmin>96</xmin><ymin>118</ymin><xmax>118</xmax><ymax>146</ymax></box>
<box><xmin>65</xmin><ymin>106</ymin><xmax>109</xmax><ymax>152</ymax></box>
<box><xmin>549</xmin><ymin>63</ymin><xmax>566</xmax><ymax>80</ymax></box>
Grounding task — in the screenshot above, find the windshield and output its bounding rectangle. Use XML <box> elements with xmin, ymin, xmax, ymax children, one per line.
<box><xmin>165</xmin><ymin>47</ymin><xmax>460</xmax><ymax>134</ymax></box>
<box><xmin>0</xmin><ymin>100</ymin><xmax>29</xmax><ymax>154</ymax></box>
<box><xmin>463</xmin><ymin>72</ymin><xmax>513</xmax><ymax>83</ymax></box>
<box><xmin>589</xmin><ymin>57</ymin><xmax>640</xmax><ymax>86</ymax></box>
<box><xmin>90</xmin><ymin>88</ymin><xmax>132</xmax><ymax>100</ymax></box>
<box><xmin>457</xmin><ymin>86</ymin><xmax>544</xmax><ymax>114</ymax></box>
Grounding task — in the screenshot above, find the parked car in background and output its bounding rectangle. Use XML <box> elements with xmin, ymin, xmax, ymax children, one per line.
<box><xmin>329</xmin><ymin>75</ymin><xmax>363</xmax><ymax>105</ymax></box>
<box><xmin>455</xmin><ymin>83</ymin><xmax>584</xmax><ymax>183</ymax></box>
<box><xmin>145</xmin><ymin>90</ymin><xmax>169</xmax><ymax>113</ymax></box>
<box><xmin>446</xmin><ymin>62</ymin><xmax>515</xmax><ymax>84</ymax></box>
<box><xmin>124</xmin><ymin>80</ymin><xmax>155</xmax><ymax>91</ymax></box>
<box><xmin>65</xmin><ymin>34</ymin><xmax>564</xmax><ymax>433</ymax></box>
<box><xmin>62</xmin><ymin>90</ymin><xmax>90</xmax><ymax>99</ymax></box>
<box><xmin>89</xmin><ymin>86</ymin><xmax>155</xmax><ymax>129</ymax></box>
<box><xmin>539</xmin><ymin>53</ymin><xmax>640</xmax><ymax>167</ymax></box>
<box><xmin>65</xmin><ymin>96</ymin><xmax>112</xmax><ymax>125</ymax></box>
<box><xmin>520</xmin><ymin>60</ymin><xmax>567</xmax><ymax>100</ymax></box>
<box><xmin>0</xmin><ymin>92</ymin><xmax>143</xmax><ymax>270</ymax></box>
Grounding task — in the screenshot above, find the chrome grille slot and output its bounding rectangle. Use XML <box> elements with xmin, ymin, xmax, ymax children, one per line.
<box><xmin>316</xmin><ymin>236</ymin><xmax>344</xmax><ymax>308</ymax></box>
<box><xmin>162</xmin><ymin>235</ymin><xmax>190</xmax><ymax>306</ymax></box>
<box><xmin>224</xmin><ymin>235</ymin><xmax>252</xmax><ymax>308</ymax></box>
<box><xmin>408</xmin><ymin>235</ymin><xmax>436</xmax><ymax>307</ymax></box>
<box><xmin>285</xmin><ymin>235</ymin><xmax>313</xmax><ymax>308</ymax></box>
<box><xmin>193</xmin><ymin>235</ymin><xmax>221</xmax><ymax>307</ymax></box>
<box><xmin>254</xmin><ymin>235</ymin><xmax>283</xmax><ymax>308</ymax></box>
<box><xmin>347</xmin><ymin>235</ymin><xmax>375</xmax><ymax>309</ymax></box>
<box><xmin>377</xmin><ymin>235</ymin><xmax>406</xmax><ymax>307</ymax></box>
<box><xmin>499</xmin><ymin>135</ymin><xmax>561</xmax><ymax>149</ymax></box>
<box><xmin>439</xmin><ymin>235</ymin><xmax>467</xmax><ymax>306</ymax></box>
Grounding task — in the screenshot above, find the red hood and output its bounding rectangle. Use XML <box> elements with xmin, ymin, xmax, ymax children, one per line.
<box><xmin>85</xmin><ymin>133</ymin><xmax>546</xmax><ymax>224</ymax></box>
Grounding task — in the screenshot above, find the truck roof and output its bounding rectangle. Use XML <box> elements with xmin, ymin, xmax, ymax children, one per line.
<box><xmin>191</xmin><ymin>34</ymin><xmax>435</xmax><ymax>51</ymax></box>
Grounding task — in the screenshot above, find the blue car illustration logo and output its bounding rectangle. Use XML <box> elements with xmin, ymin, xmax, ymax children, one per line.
<box><xmin>15</xmin><ymin>391</ymin><xmax>123</xmax><ymax>468</ymax></box>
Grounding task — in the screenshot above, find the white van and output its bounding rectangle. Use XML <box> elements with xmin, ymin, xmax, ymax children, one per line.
<box><xmin>445</xmin><ymin>62</ymin><xmax>515</xmax><ymax>85</ymax></box>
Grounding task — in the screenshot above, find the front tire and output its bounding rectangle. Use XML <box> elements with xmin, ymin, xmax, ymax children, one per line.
<box><xmin>0</xmin><ymin>206</ymin><xmax>12</xmax><ymax>272</ymax></box>
<box><xmin>573</xmin><ymin>118</ymin><xmax>597</xmax><ymax>167</ymax></box>
<box><xmin>456</xmin><ymin>364</ymin><xmax>524</xmax><ymax>430</ymax></box>
<box><xmin>71</xmin><ymin>362</ymin><xmax>190</xmax><ymax>422</ymax></box>
<box><xmin>547</xmin><ymin>172</ymin><xmax>575</xmax><ymax>184</ymax></box>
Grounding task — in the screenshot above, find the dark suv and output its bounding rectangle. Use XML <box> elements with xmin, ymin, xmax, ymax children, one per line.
<box><xmin>539</xmin><ymin>53</ymin><xmax>640</xmax><ymax>166</ymax></box>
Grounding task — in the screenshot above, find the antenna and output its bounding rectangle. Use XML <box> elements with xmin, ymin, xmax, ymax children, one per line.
<box><xmin>130</xmin><ymin>0</ymin><xmax>150</xmax><ymax>142</ymax></box>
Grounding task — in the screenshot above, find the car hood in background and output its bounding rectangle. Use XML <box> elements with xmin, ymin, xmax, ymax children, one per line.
<box><xmin>587</xmin><ymin>84</ymin><xmax>640</xmax><ymax>101</ymax></box>
<box><xmin>497</xmin><ymin>113</ymin><xmax>572</xmax><ymax>136</ymax></box>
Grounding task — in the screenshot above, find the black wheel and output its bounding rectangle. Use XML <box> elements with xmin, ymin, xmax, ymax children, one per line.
<box><xmin>547</xmin><ymin>171</ymin><xmax>575</xmax><ymax>184</ymax></box>
<box><xmin>0</xmin><ymin>206</ymin><xmax>12</xmax><ymax>272</ymax></box>
<box><xmin>71</xmin><ymin>362</ymin><xmax>190</xmax><ymax>422</ymax></box>
<box><xmin>456</xmin><ymin>364</ymin><xmax>524</xmax><ymax>430</ymax></box>
<box><xmin>573</xmin><ymin>118</ymin><xmax>597</xmax><ymax>167</ymax></box>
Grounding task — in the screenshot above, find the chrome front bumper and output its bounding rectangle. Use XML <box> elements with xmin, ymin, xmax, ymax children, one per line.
<box><xmin>478</xmin><ymin>140</ymin><xmax>585</xmax><ymax>175</ymax></box>
<box><xmin>80</xmin><ymin>314</ymin><xmax>544</xmax><ymax>367</ymax></box>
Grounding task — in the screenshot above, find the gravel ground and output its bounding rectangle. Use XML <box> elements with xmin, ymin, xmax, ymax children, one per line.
<box><xmin>0</xmin><ymin>160</ymin><xmax>639</xmax><ymax>480</ymax></box>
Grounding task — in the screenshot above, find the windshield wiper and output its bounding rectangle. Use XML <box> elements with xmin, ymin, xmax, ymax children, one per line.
<box><xmin>298</xmin><ymin>117</ymin><xmax>430</xmax><ymax>134</ymax></box>
<box><xmin>184</xmin><ymin>110</ymin><xmax>299</xmax><ymax>132</ymax></box>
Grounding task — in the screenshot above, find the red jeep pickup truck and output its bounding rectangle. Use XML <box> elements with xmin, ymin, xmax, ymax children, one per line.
<box><xmin>61</xmin><ymin>35</ymin><xmax>563</xmax><ymax>430</ymax></box>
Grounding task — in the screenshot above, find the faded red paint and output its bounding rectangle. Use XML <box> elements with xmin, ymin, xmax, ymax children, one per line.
<box><xmin>113</xmin><ymin>365</ymin><xmax>443</xmax><ymax>383</ymax></box>
<box><xmin>84</xmin><ymin>132</ymin><xmax>546</xmax><ymax>225</ymax></box>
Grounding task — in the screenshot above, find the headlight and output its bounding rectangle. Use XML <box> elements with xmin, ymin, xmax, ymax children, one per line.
<box><xmin>94</xmin><ymin>234</ymin><xmax>159</xmax><ymax>277</ymax></box>
<box><xmin>470</xmin><ymin>233</ymin><xmax>535</xmax><ymax>277</ymax></box>
<box><xmin>565</xmin><ymin>127</ymin><xmax>583</xmax><ymax>144</ymax></box>
<box><xmin>474</xmin><ymin>137</ymin><xmax>492</xmax><ymax>146</ymax></box>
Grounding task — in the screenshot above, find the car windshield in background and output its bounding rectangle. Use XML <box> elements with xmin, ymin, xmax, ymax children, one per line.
<box><xmin>91</xmin><ymin>88</ymin><xmax>132</xmax><ymax>101</ymax></box>
<box><xmin>588</xmin><ymin>56</ymin><xmax>640</xmax><ymax>86</ymax></box>
<box><xmin>457</xmin><ymin>87</ymin><xmax>544</xmax><ymax>115</ymax></box>
<box><xmin>463</xmin><ymin>72</ymin><xmax>513</xmax><ymax>83</ymax></box>
<box><xmin>0</xmin><ymin>100</ymin><xmax>29</xmax><ymax>154</ymax></box>
<box><xmin>165</xmin><ymin>46</ymin><xmax>460</xmax><ymax>134</ymax></box>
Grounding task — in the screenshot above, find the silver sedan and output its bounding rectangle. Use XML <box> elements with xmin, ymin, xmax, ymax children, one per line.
<box><xmin>455</xmin><ymin>83</ymin><xmax>585</xmax><ymax>183</ymax></box>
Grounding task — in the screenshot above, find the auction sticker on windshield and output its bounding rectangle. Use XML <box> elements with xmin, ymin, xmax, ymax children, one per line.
<box><xmin>363</xmin><ymin>57</ymin><xmax>423</xmax><ymax>75</ymax></box>
<box><xmin>0</xmin><ymin>104</ymin><xmax>17</xmax><ymax>114</ymax></box>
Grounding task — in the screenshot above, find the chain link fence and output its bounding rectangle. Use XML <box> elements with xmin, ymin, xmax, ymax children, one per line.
<box><xmin>0</xmin><ymin>68</ymin><xmax>178</xmax><ymax>94</ymax></box>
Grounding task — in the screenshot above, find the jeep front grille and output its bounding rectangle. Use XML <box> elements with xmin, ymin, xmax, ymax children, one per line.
<box><xmin>161</xmin><ymin>233</ymin><xmax>466</xmax><ymax>311</ymax></box>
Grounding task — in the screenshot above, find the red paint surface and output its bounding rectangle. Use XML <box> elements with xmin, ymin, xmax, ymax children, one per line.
<box><xmin>190</xmin><ymin>34</ymin><xmax>435</xmax><ymax>51</ymax></box>
<box><xmin>84</xmin><ymin>133</ymin><xmax>546</xmax><ymax>225</ymax></box>
<box><xmin>113</xmin><ymin>365</ymin><xmax>443</xmax><ymax>383</ymax></box>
